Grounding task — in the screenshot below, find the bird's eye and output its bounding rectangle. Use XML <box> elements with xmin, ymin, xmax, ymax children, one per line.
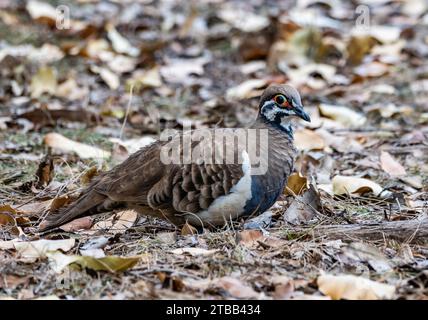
<box><xmin>274</xmin><ymin>94</ymin><xmax>290</xmax><ymax>107</ymax></box>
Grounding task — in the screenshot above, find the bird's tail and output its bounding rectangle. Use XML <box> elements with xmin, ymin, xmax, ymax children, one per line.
<box><xmin>38</xmin><ymin>190</ymin><xmax>107</xmax><ymax>232</ymax></box>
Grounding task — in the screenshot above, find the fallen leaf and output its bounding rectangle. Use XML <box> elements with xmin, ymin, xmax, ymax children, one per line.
<box><xmin>90</xmin><ymin>65</ymin><xmax>120</xmax><ymax>90</ymax></box>
<box><xmin>351</xmin><ymin>25</ymin><xmax>401</xmax><ymax>44</ymax></box>
<box><xmin>160</xmin><ymin>56</ymin><xmax>209</xmax><ymax>84</ymax></box>
<box><xmin>332</xmin><ymin>175</ymin><xmax>386</xmax><ymax>197</ymax></box>
<box><xmin>47</xmin><ymin>251</ymin><xmax>142</xmax><ymax>273</ymax></box>
<box><xmin>237</xmin><ymin>230</ymin><xmax>263</xmax><ymax>244</ymax></box>
<box><xmin>34</xmin><ymin>154</ymin><xmax>54</xmax><ymax>188</ymax></box>
<box><xmin>0</xmin><ymin>239</ymin><xmax>75</xmax><ymax>263</ymax></box>
<box><xmin>56</xmin><ymin>78</ymin><xmax>88</xmax><ymax>100</ymax></box>
<box><xmin>294</xmin><ymin>129</ymin><xmax>326</xmax><ymax>151</ymax></box>
<box><xmin>181</xmin><ymin>221</ymin><xmax>197</xmax><ymax>236</ymax></box>
<box><xmin>354</xmin><ymin>61</ymin><xmax>389</xmax><ymax>78</ymax></box>
<box><xmin>214</xmin><ymin>277</ymin><xmax>260</xmax><ymax>299</ymax></box>
<box><xmin>317</xmin><ymin>274</ymin><xmax>395</xmax><ymax>300</ymax></box>
<box><xmin>127</xmin><ymin>67</ymin><xmax>162</xmax><ymax>89</ymax></box>
<box><xmin>272</xmin><ymin>276</ymin><xmax>295</xmax><ymax>300</ymax></box>
<box><xmin>170</xmin><ymin>247</ymin><xmax>218</xmax><ymax>256</ymax></box>
<box><xmin>60</xmin><ymin>217</ymin><xmax>93</xmax><ymax>232</ymax></box>
<box><xmin>107</xmin><ymin>55</ymin><xmax>137</xmax><ymax>74</ymax></box>
<box><xmin>156</xmin><ymin>232</ymin><xmax>177</xmax><ymax>245</ymax></box>
<box><xmin>0</xmin><ymin>275</ymin><xmax>29</xmax><ymax>290</ymax></box>
<box><xmin>284</xmin><ymin>184</ymin><xmax>320</xmax><ymax>224</ymax></box>
<box><xmin>226</xmin><ymin>79</ymin><xmax>267</xmax><ymax>100</ymax></box>
<box><xmin>399</xmin><ymin>176</ymin><xmax>423</xmax><ymax>189</ymax></box>
<box><xmin>92</xmin><ymin>210</ymin><xmax>138</xmax><ymax>234</ymax></box>
<box><xmin>380</xmin><ymin>151</ymin><xmax>406</xmax><ymax>177</ymax></box>
<box><xmin>44</xmin><ymin>132</ymin><xmax>111</xmax><ymax>159</ymax></box>
<box><xmin>106</xmin><ymin>23</ymin><xmax>140</xmax><ymax>57</ymax></box>
<box><xmin>0</xmin><ymin>205</ymin><xmax>29</xmax><ymax>227</ymax></box>
<box><xmin>342</xmin><ymin>242</ymin><xmax>393</xmax><ymax>273</ymax></box>
<box><xmin>346</xmin><ymin>35</ymin><xmax>377</xmax><ymax>65</ymax></box>
<box><xmin>218</xmin><ymin>8</ymin><xmax>269</xmax><ymax>32</ymax></box>
<box><xmin>285</xmin><ymin>172</ymin><xmax>308</xmax><ymax>195</ymax></box>
<box><xmin>109</xmin><ymin>136</ymin><xmax>156</xmax><ymax>157</ymax></box>
<box><xmin>319</xmin><ymin>104</ymin><xmax>366</xmax><ymax>127</ymax></box>
<box><xmin>79</xmin><ymin>166</ymin><xmax>100</xmax><ymax>185</ymax></box>
<box><xmin>26</xmin><ymin>0</ymin><xmax>56</xmax><ymax>25</ymax></box>
<box><xmin>30</xmin><ymin>66</ymin><xmax>57</xmax><ymax>98</ymax></box>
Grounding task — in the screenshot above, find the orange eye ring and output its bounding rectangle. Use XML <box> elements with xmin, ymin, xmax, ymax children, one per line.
<box><xmin>274</xmin><ymin>94</ymin><xmax>290</xmax><ymax>108</ymax></box>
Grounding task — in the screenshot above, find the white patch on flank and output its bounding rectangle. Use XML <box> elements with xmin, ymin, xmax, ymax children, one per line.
<box><xmin>190</xmin><ymin>150</ymin><xmax>252</xmax><ymax>226</ymax></box>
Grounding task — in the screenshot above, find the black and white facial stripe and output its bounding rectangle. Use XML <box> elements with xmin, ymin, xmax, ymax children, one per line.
<box><xmin>260</xmin><ymin>100</ymin><xmax>294</xmax><ymax>137</ymax></box>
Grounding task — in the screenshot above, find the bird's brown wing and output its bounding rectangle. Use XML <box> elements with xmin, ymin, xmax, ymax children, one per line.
<box><xmin>40</xmin><ymin>129</ymin><xmax>246</xmax><ymax>231</ymax></box>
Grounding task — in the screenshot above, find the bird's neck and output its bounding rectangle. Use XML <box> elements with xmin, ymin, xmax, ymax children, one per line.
<box><xmin>253</xmin><ymin>115</ymin><xmax>294</xmax><ymax>140</ymax></box>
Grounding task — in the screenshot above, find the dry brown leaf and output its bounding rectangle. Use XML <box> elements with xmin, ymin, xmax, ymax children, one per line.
<box><xmin>272</xmin><ymin>276</ymin><xmax>295</xmax><ymax>300</ymax></box>
<box><xmin>60</xmin><ymin>217</ymin><xmax>93</xmax><ymax>232</ymax></box>
<box><xmin>285</xmin><ymin>172</ymin><xmax>308</xmax><ymax>195</ymax></box>
<box><xmin>92</xmin><ymin>210</ymin><xmax>138</xmax><ymax>234</ymax></box>
<box><xmin>0</xmin><ymin>205</ymin><xmax>30</xmax><ymax>227</ymax></box>
<box><xmin>44</xmin><ymin>132</ymin><xmax>111</xmax><ymax>159</ymax></box>
<box><xmin>317</xmin><ymin>274</ymin><xmax>395</xmax><ymax>300</ymax></box>
<box><xmin>79</xmin><ymin>166</ymin><xmax>101</xmax><ymax>185</ymax></box>
<box><xmin>237</xmin><ymin>230</ymin><xmax>263</xmax><ymax>244</ymax></box>
<box><xmin>294</xmin><ymin>129</ymin><xmax>326</xmax><ymax>151</ymax></box>
<box><xmin>284</xmin><ymin>184</ymin><xmax>320</xmax><ymax>224</ymax></box>
<box><xmin>181</xmin><ymin>221</ymin><xmax>197</xmax><ymax>236</ymax></box>
<box><xmin>380</xmin><ymin>151</ymin><xmax>406</xmax><ymax>177</ymax></box>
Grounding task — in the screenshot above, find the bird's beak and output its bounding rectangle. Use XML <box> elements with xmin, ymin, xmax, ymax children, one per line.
<box><xmin>293</xmin><ymin>104</ymin><xmax>311</xmax><ymax>122</ymax></box>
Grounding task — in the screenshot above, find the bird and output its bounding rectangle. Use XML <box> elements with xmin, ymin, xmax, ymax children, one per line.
<box><xmin>39</xmin><ymin>84</ymin><xmax>310</xmax><ymax>232</ymax></box>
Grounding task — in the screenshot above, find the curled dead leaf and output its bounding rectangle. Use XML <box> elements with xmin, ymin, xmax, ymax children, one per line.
<box><xmin>285</xmin><ymin>172</ymin><xmax>308</xmax><ymax>195</ymax></box>
<box><xmin>332</xmin><ymin>175</ymin><xmax>387</xmax><ymax>197</ymax></box>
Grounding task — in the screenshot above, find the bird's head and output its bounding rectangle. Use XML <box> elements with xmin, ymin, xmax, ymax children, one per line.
<box><xmin>258</xmin><ymin>84</ymin><xmax>310</xmax><ymax>135</ymax></box>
